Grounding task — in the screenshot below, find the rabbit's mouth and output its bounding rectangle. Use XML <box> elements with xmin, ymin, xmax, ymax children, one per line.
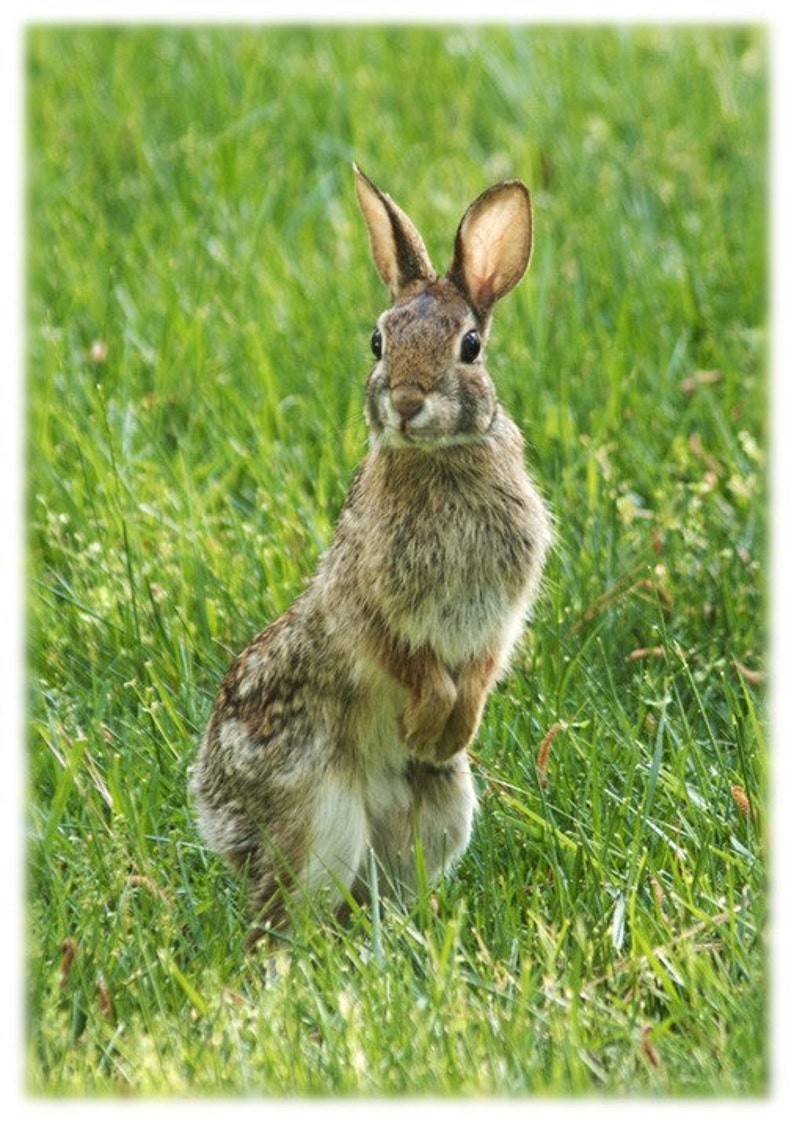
<box><xmin>379</xmin><ymin>419</ymin><xmax>492</xmax><ymax>451</ymax></box>
<box><xmin>374</xmin><ymin>387</ymin><xmax>496</xmax><ymax>449</ymax></box>
<box><xmin>366</xmin><ymin>369</ymin><xmax>497</xmax><ymax>449</ymax></box>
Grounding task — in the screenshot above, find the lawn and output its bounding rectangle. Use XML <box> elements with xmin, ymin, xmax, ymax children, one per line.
<box><xmin>25</xmin><ymin>24</ymin><xmax>768</xmax><ymax>1096</ymax></box>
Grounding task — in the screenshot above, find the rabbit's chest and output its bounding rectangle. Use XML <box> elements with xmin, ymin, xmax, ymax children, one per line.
<box><xmin>373</xmin><ymin>492</ymin><xmax>536</xmax><ymax>660</ymax></box>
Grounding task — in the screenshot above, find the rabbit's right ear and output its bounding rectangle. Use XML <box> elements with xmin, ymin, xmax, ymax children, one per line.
<box><xmin>354</xmin><ymin>164</ymin><xmax>436</xmax><ymax>300</ymax></box>
<box><xmin>447</xmin><ymin>181</ymin><xmax>533</xmax><ymax>318</ymax></box>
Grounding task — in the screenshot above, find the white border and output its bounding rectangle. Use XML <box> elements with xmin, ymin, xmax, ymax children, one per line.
<box><xmin>4</xmin><ymin>3</ymin><xmax>790</xmax><ymax>1118</ymax></box>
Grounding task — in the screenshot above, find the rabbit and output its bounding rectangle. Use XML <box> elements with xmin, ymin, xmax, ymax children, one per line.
<box><xmin>189</xmin><ymin>164</ymin><xmax>552</xmax><ymax>944</ymax></box>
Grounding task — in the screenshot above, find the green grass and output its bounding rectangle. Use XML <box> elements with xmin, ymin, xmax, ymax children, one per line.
<box><xmin>26</xmin><ymin>24</ymin><xmax>768</xmax><ymax>1096</ymax></box>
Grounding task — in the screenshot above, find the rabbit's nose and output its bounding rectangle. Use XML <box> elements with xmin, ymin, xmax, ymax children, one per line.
<box><xmin>390</xmin><ymin>383</ymin><xmax>425</xmax><ymax>421</ymax></box>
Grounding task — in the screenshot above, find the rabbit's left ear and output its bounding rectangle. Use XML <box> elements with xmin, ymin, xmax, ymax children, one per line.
<box><xmin>354</xmin><ymin>164</ymin><xmax>435</xmax><ymax>300</ymax></box>
<box><xmin>447</xmin><ymin>181</ymin><xmax>533</xmax><ymax>317</ymax></box>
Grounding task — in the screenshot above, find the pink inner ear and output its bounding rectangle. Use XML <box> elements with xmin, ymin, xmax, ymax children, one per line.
<box><xmin>465</xmin><ymin>186</ymin><xmax>531</xmax><ymax>305</ymax></box>
<box><xmin>470</xmin><ymin>272</ymin><xmax>495</xmax><ymax>310</ymax></box>
<box><xmin>463</xmin><ymin>224</ymin><xmax>516</xmax><ymax>310</ymax></box>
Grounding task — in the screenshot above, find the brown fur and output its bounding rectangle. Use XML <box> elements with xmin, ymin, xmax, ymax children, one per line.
<box><xmin>189</xmin><ymin>166</ymin><xmax>552</xmax><ymax>942</ymax></box>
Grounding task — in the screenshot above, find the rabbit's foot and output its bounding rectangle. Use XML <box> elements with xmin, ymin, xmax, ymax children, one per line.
<box><xmin>398</xmin><ymin>675</ymin><xmax>457</xmax><ymax>760</ymax></box>
<box><xmin>432</xmin><ymin>652</ymin><xmax>500</xmax><ymax>762</ymax></box>
<box><xmin>433</xmin><ymin>710</ymin><xmax>479</xmax><ymax>762</ymax></box>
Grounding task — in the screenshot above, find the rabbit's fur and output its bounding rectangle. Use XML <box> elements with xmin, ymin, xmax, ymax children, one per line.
<box><xmin>190</xmin><ymin>166</ymin><xmax>552</xmax><ymax>941</ymax></box>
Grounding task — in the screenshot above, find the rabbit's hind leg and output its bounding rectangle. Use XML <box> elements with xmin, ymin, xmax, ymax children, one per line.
<box><xmin>406</xmin><ymin>754</ymin><xmax>477</xmax><ymax>885</ymax></box>
<box><xmin>302</xmin><ymin>770</ymin><xmax>369</xmax><ymax>908</ymax></box>
<box><xmin>365</xmin><ymin>754</ymin><xmax>477</xmax><ymax>897</ymax></box>
<box><xmin>247</xmin><ymin>770</ymin><xmax>368</xmax><ymax>944</ymax></box>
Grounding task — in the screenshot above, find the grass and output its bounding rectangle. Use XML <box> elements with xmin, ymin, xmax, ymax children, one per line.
<box><xmin>25</xmin><ymin>24</ymin><xmax>767</xmax><ymax>1096</ymax></box>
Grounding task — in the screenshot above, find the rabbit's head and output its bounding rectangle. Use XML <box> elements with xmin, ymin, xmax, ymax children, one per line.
<box><xmin>354</xmin><ymin>165</ymin><xmax>532</xmax><ymax>449</ymax></box>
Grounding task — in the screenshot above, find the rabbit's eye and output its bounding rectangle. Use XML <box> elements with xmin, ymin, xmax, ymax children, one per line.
<box><xmin>370</xmin><ymin>328</ymin><xmax>383</xmax><ymax>359</ymax></box>
<box><xmin>460</xmin><ymin>330</ymin><xmax>481</xmax><ymax>363</ymax></box>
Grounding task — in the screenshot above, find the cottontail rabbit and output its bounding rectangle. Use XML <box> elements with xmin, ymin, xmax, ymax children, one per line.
<box><xmin>190</xmin><ymin>165</ymin><xmax>552</xmax><ymax>942</ymax></box>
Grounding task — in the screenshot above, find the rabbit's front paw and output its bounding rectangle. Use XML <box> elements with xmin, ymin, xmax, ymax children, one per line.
<box><xmin>398</xmin><ymin>679</ymin><xmax>457</xmax><ymax>760</ymax></box>
<box><xmin>431</xmin><ymin>719</ymin><xmax>475</xmax><ymax>763</ymax></box>
<box><xmin>398</xmin><ymin>706</ymin><xmax>446</xmax><ymax>759</ymax></box>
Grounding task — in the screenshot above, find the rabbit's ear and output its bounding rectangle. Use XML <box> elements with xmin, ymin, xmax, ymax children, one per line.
<box><xmin>447</xmin><ymin>181</ymin><xmax>532</xmax><ymax>317</ymax></box>
<box><xmin>354</xmin><ymin>164</ymin><xmax>435</xmax><ymax>300</ymax></box>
